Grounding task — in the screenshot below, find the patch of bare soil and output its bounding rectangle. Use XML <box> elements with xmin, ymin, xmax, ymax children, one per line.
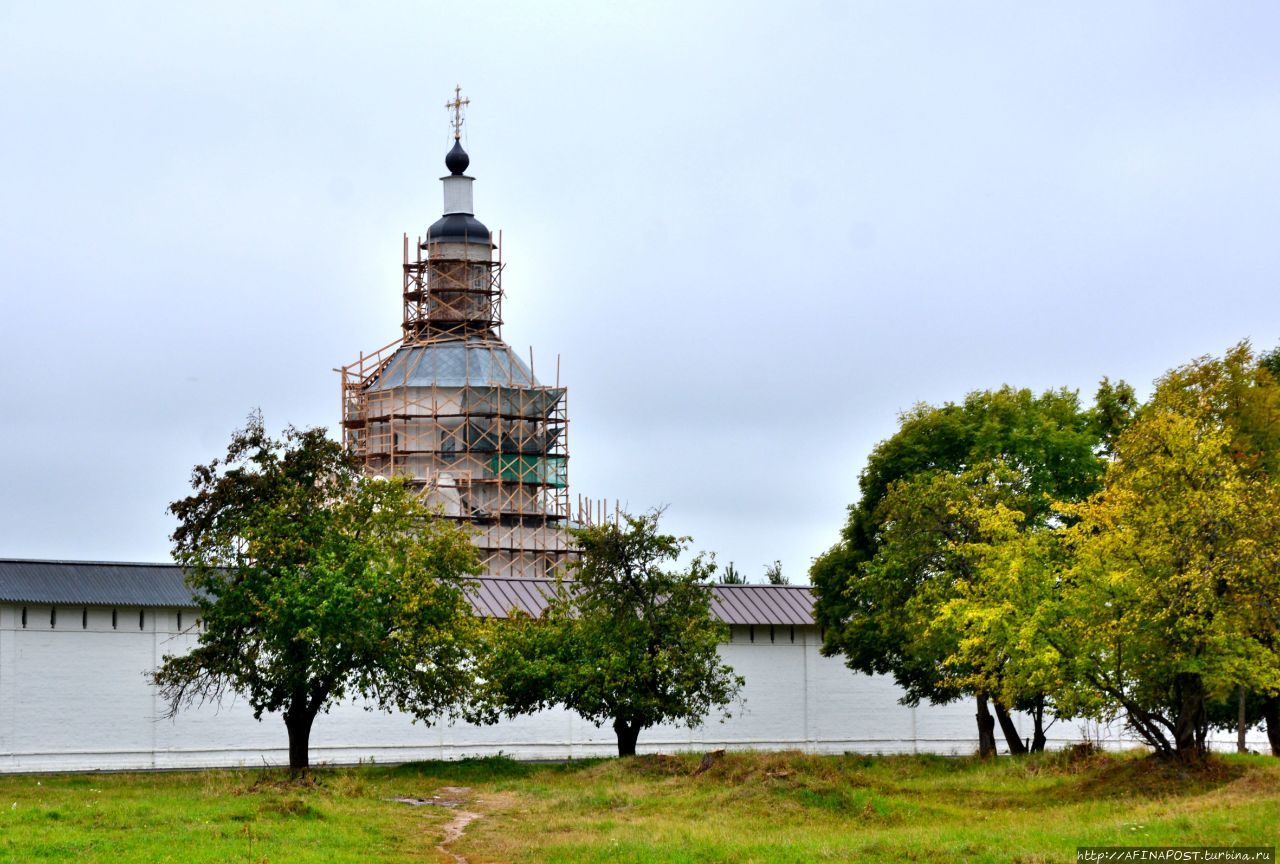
<box><xmin>436</xmin><ymin>807</ymin><xmax>482</xmax><ymax>864</ymax></box>
<box><xmin>388</xmin><ymin>786</ymin><xmax>482</xmax><ymax>864</ymax></box>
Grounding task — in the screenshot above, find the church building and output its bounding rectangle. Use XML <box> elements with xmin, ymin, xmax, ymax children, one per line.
<box><xmin>339</xmin><ymin>96</ymin><xmax>570</xmax><ymax>578</ymax></box>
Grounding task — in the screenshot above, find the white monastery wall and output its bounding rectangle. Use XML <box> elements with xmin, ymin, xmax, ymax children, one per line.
<box><xmin>0</xmin><ymin>604</ymin><xmax>1269</xmax><ymax>773</ymax></box>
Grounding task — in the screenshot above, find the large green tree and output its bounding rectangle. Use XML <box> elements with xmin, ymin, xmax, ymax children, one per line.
<box><xmin>152</xmin><ymin>414</ymin><xmax>482</xmax><ymax>773</ymax></box>
<box><xmin>1047</xmin><ymin>345</ymin><xmax>1280</xmax><ymax>760</ymax></box>
<box><xmin>474</xmin><ymin>511</ymin><xmax>743</xmax><ymax>756</ymax></box>
<box><xmin>812</xmin><ymin>385</ymin><xmax>1112</xmax><ymax>755</ymax></box>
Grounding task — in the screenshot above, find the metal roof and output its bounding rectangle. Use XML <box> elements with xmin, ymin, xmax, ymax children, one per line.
<box><xmin>0</xmin><ymin>559</ymin><xmax>202</xmax><ymax>607</ymax></box>
<box><xmin>709</xmin><ymin>584</ymin><xmax>816</xmax><ymax>626</ymax></box>
<box><xmin>467</xmin><ymin>579</ymin><xmax>815</xmax><ymax>626</ymax></box>
<box><xmin>367</xmin><ymin>340</ymin><xmax>536</xmax><ymax>391</ymax></box>
<box><xmin>0</xmin><ymin>560</ymin><xmax>816</xmax><ymax>626</ymax></box>
<box><xmin>425</xmin><ymin>212</ymin><xmax>490</xmax><ymax>245</ymax></box>
<box><xmin>467</xmin><ymin>577</ymin><xmax>559</xmax><ymax>618</ymax></box>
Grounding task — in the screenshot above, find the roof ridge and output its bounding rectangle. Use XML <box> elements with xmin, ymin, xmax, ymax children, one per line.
<box><xmin>712</xmin><ymin>582</ymin><xmax>811</xmax><ymax>589</ymax></box>
<box><xmin>0</xmin><ymin>558</ymin><xmax>176</xmax><ymax>567</ymax></box>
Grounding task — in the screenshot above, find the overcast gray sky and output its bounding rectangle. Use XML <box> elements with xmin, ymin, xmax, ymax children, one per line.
<box><xmin>2</xmin><ymin>1</ymin><xmax>1278</xmax><ymax>582</ymax></box>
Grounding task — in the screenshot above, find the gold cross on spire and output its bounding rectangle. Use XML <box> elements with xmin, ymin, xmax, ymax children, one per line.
<box><xmin>446</xmin><ymin>85</ymin><xmax>470</xmax><ymax>140</ymax></box>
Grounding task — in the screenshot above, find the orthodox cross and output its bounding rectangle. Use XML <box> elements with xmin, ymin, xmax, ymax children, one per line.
<box><xmin>446</xmin><ymin>86</ymin><xmax>470</xmax><ymax>140</ymax></box>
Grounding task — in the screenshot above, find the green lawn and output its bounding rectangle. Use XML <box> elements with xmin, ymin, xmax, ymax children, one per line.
<box><xmin>0</xmin><ymin>750</ymin><xmax>1276</xmax><ymax>863</ymax></box>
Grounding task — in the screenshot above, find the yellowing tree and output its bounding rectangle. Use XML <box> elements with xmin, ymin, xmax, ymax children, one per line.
<box><xmin>930</xmin><ymin>479</ymin><xmax>1070</xmax><ymax>753</ymax></box>
<box><xmin>1049</xmin><ymin>346</ymin><xmax>1280</xmax><ymax>760</ymax></box>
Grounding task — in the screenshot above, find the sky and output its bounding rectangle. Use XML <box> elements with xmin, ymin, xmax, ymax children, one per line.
<box><xmin>2</xmin><ymin>1</ymin><xmax>1279</xmax><ymax>582</ymax></box>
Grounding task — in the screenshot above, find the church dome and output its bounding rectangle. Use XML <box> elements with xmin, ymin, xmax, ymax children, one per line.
<box><xmin>445</xmin><ymin>139</ymin><xmax>470</xmax><ymax>175</ymax></box>
<box><xmin>365</xmin><ymin>338</ymin><xmax>537</xmax><ymax>392</ymax></box>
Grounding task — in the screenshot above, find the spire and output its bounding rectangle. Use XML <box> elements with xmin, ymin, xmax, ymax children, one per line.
<box><xmin>424</xmin><ymin>86</ymin><xmax>490</xmax><ymax>248</ymax></box>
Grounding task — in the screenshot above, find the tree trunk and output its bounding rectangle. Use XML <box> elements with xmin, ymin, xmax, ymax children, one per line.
<box><xmin>613</xmin><ymin>717</ymin><xmax>641</xmax><ymax>757</ymax></box>
<box><xmin>1237</xmin><ymin>686</ymin><xmax>1249</xmax><ymax>754</ymax></box>
<box><xmin>1263</xmin><ymin>696</ymin><xmax>1280</xmax><ymax>757</ymax></box>
<box><xmin>284</xmin><ymin>707</ymin><xmax>315</xmax><ymax>774</ymax></box>
<box><xmin>975</xmin><ymin>694</ymin><xmax>997</xmax><ymax>758</ymax></box>
<box><xmin>1172</xmin><ymin>672</ymin><xmax>1207</xmax><ymax>762</ymax></box>
<box><xmin>1122</xmin><ymin>705</ymin><xmax>1175</xmax><ymax>757</ymax></box>
<box><xmin>993</xmin><ymin>700</ymin><xmax>1028</xmax><ymax>755</ymax></box>
<box><xmin>1030</xmin><ymin>696</ymin><xmax>1047</xmax><ymax>753</ymax></box>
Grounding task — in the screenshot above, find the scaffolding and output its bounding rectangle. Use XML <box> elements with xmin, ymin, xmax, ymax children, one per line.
<box><xmin>341</xmin><ymin>233</ymin><xmax>574</xmax><ymax>578</ymax></box>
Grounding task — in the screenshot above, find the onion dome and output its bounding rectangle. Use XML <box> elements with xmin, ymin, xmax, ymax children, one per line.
<box><xmin>445</xmin><ymin>140</ymin><xmax>470</xmax><ymax>175</ymax></box>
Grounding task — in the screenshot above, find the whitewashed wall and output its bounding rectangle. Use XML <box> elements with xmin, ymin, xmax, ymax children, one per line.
<box><xmin>0</xmin><ymin>605</ymin><xmax>1269</xmax><ymax>773</ymax></box>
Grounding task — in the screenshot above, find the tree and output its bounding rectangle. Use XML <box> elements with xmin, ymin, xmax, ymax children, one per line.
<box><xmin>925</xmin><ymin>468</ymin><xmax>1069</xmax><ymax>754</ymax></box>
<box><xmin>151</xmin><ymin>414</ymin><xmax>482</xmax><ymax>773</ymax></box>
<box><xmin>1047</xmin><ymin>345</ymin><xmax>1280</xmax><ymax>761</ymax></box>
<box><xmin>1051</xmin><ymin>413</ymin><xmax>1280</xmax><ymax>759</ymax></box>
<box><xmin>718</xmin><ymin>561</ymin><xmax>747</xmax><ymax>585</ymax></box>
<box><xmin>764</xmin><ymin>560</ymin><xmax>788</xmax><ymax>585</ymax></box>
<box><xmin>475</xmin><ymin>510</ymin><xmax>743</xmax><ymax>756</ymax></box>
<box><xmin>850</xmin><ymin>463</ymin><xmax>1040</xmax><ymax>756</ymax></box>
<box><xmin>1152</xmin><ymin>343</ymin><xmax>1280</xmax><ymax>757</ymax></box>
<box><xmin>811</xmin><ymin>385</ymin><xmax>1108</xmax><ymax>755</ymax></box>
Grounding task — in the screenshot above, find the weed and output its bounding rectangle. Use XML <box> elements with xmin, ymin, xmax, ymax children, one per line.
<box><xmin>260</xmin><ymin>796</ymin><xmax>324</xmax><ymax>819</ymax></box>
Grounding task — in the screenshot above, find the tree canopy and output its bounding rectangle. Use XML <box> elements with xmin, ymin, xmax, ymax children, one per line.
<box><xmin>811</xmin><ymin>385</ymin><xmax>1111</xmax><ymax>754</ymax></box>
<box><xmin>474</xmin><ymin>510</ymin><xmax>743</xmax><ymax>755</ymax></box>
<box><xmin>152</xmin><ymin>414</ymin><xmax>483</xmax><ymax>772</ymax></box>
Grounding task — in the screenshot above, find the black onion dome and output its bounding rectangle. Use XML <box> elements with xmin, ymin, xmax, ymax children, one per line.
<box><xmin>423</xmin><ymin>213</ymin><xmax>491</xmax><ymax>246</ymax></box>
<box><xmin>445</xmin><ymin>139</ymin><xmax>470</xmax><ymax>175</ymax></box>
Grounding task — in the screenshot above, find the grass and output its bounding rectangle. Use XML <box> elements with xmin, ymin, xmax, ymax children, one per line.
<box><xmin>0</xmin><ymin>750</ymin><xmax>1276</xmax><ymax>863</ymax></box>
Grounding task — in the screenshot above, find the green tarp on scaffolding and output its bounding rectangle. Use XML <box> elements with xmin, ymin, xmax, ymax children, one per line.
<box><xmin>490</xmin><ymin>455</ymin><xmax>568</xmax><ymax>487</ymax></box>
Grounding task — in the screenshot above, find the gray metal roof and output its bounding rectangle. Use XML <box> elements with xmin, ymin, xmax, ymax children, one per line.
<box><xmin>0</xmin><ymin>559</ymin><xmax>202</xmax><ymax>607</ymax></box>
<box><xmin>468</xmin><ymin>577</ymin><xmax>558</xmax><ymax>618</ymax></box>
<box><xmin>0</xmin><ymin>560</ymin><xmax>816</xmax><ymax>626</ymax></box>
<box><xmin>463</xmin><ymin>579</ymin><xmax>817</xmax><ymax>626</ymax></box>
<box><xmin>367</xmin><ymin>340</ymin><xmax>537</xmax><ymax>391</ymax></box>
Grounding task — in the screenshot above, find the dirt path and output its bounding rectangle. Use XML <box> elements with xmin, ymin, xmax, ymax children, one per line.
<box><xmin>387</xmin><ymin>785</ymin><xmax>483</xmax><ymax>864</ymax></box>
<box><xmin>435</xmin><ymin>806</ymin><xmax>481</xmax><ymax>864</ymax></box>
